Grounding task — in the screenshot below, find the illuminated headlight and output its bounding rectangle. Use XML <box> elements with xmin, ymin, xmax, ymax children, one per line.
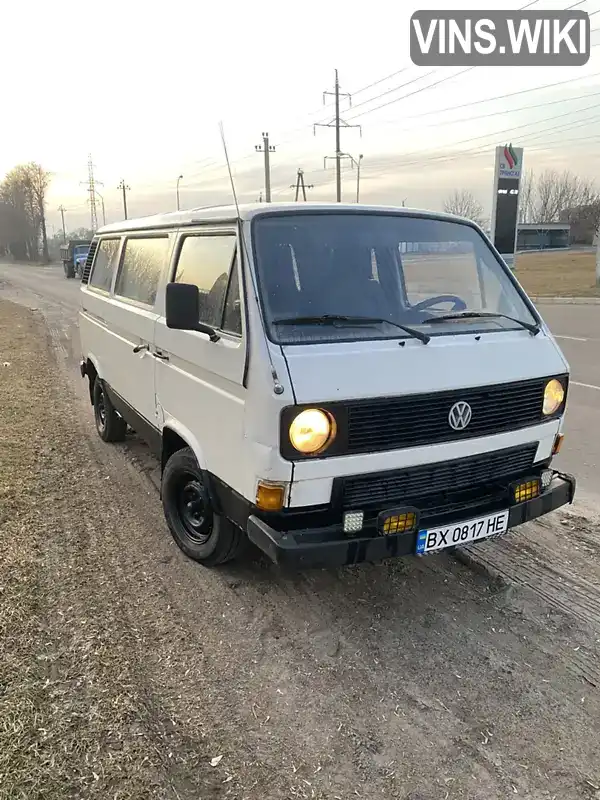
<box><xmin>543</xmin><ymin>378</ymin><xmax>565</xmax><ymax>416</ymax></box>
<box><xmin>289</xmin><ymin>408</ymin><xmax>336</xmax><ymax>455</ymax></box>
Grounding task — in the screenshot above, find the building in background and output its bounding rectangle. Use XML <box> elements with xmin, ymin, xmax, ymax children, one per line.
<box><xmin>516</xmin><ymin>222</ymin><xmax>570</xmax><ymax>251</ymax></box>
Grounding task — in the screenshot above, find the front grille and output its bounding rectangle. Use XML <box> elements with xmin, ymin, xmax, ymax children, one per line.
<box><xmin>346</xmin><ymin>378</ymin><xmax>551</xmax><ymax>454</ymax></box>
<box><xmin>341</xmin><ymin>443</ymin><xmax>538</xmax><ymax>518</ymax></box>
<box><xmin>81</xmin><ymin>239</ymin><xmax>98</xmax><ymax>284</ymax></box>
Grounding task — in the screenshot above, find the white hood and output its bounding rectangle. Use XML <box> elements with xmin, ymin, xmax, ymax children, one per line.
<box><xmin>282</xmin><ymin>328</ymin><xmax>568</xmax><ymax>404</ymax></box>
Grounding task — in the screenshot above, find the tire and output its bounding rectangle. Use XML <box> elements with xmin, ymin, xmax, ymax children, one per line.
<box><xmin>93</xmin><ymin>378</ymin><xmax>127</xmax><ymax>443</ymax></box>
<box><xmin>161</xmin><ymin>447</ymin><xmax>246</xmax><ymax>566</ymax></box>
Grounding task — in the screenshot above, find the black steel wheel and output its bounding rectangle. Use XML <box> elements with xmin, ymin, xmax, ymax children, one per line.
<box><xmin>161</xmin><ymin>447</ymin><xmax>246</xmax><ymax>566</ymax></box>
<box><xmin>93</xmin><ymin>378</ymin><xmax>127</xmax><ymax>443</ymax></box>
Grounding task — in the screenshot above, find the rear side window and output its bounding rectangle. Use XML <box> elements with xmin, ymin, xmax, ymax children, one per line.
<box><xmin>115</xmin><ymin>237</ymin><xmax>170</xmax><ymax>306</ymax></box>
<box><xmin>89</xmin><ymin>238</ymin><xmax>120</xmax><ymax>292</ymax></box>
<box><xmin>174</xmin><ymin>234</ymin><xmax>240</xmax><ymax>332</ymax></box>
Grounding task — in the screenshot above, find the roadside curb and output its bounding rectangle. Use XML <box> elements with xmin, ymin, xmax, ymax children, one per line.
<box><xmin>529</xmin><ymin>296</ymin><xmax>600</xmax><ymax>305</ymax></box>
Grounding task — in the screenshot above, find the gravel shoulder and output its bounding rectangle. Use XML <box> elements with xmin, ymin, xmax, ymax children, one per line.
<box><xmin>1</xmin><ymin>291</ymin><xmax>600</xmax><ymax>800</ymax></box>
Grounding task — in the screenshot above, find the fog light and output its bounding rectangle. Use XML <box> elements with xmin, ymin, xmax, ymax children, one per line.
<box><xmin>377</xmin><ymin>507</ymin><xmax>419</xmax><ymax>535</ymax></box>
<box><xmin>541</xmin><ymin>469</ymin><xmax>553</xmax><ymax>489</ymax></box>
<box><xmin>343</xmin><ymin>511</ymin><xmax>364</xmax><ymax>534</ymax></box>
<box><xmin>513</xmin><ymin>478</ymin><xmax>541</xmax><ymax>503</ymax></box>
<box><xmin>256</xmin><ymin>481</ymin><xmax>286</xmax><ymax>511</ymax></box>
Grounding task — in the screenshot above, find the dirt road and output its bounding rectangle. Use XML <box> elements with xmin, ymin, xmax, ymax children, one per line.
<box><xmin>1</xmin><ymin>264</ymin><xmax>600</xmax><ymax>800</ymax></box>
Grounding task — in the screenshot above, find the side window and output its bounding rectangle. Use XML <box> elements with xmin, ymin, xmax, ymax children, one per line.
<box><xmin>174</xmin><ymin>234</ymin><xmax>237</xmax><ymax>329</ymax></box>
<box><xmin>115</xmin><ymin>237</ymin><xmax>169</xmax><ymax>306</ymax></box>
<box><xmin>89</xmin><ymin>238</ymin><xmax>120</xmax><ymax>292</ymax></box>
<box><xmin>222</xmin><ymin>262</ymin><xmax>242</xmax><ymax>335</ymax></box>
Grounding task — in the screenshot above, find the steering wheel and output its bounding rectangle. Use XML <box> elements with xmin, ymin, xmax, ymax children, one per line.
<box><xmin>411</xmin><ymin>294</ymin><xmax>468</xmax><ymax>314</ymax></box>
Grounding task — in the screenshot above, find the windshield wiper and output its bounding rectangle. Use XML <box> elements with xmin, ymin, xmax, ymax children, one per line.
<box><xmin>422</xmin><ymin>311</ymin><xmax>540</xmax><ymax>336</ymax></box>
<box><xmin>272</xmin><ymin>314</ymin><xmax>430</xmax><ymax>344</ymax></box>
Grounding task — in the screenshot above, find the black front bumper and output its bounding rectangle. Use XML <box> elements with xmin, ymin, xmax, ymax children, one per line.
<box><xmin>247</xmin><ymin>471</ymin><xmax>576</xmax><ymax>569</ymax></box>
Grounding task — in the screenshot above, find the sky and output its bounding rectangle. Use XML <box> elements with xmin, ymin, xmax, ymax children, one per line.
<box><xmin>4</xmin><ymin>0</ymin><xmax>600</xmax><ymax>234</ymax></box>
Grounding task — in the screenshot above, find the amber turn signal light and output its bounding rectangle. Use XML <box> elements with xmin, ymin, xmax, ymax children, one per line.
<box><xmin>256</xmin><ymin>481</ymin><xmax>286</xmax><ymax>511</ymax></box>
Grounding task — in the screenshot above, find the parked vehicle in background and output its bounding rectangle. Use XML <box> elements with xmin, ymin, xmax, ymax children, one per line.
<box><xmin>61</xmin><ymin>239</ymin><xmax>91</xmax><ymax>279</ymax></box>
<box><xmin>78</xmin><ymin>203</ymin><xmax>575</xmax><ymax>571</ymax></box>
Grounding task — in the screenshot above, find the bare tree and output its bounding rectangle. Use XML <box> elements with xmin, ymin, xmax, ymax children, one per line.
<box><xmin>518</xmin><ymin>169</ymin><xmax>535</xmax><ymax>223</ymax></box>
<box><xmin>0</xmin><ymin>162</ymin><xmax>52</xmax><ymax>262</ymax></box>
<box><xmin>531</xmin><ymin>169</ymin><xmax>599</xmax><ymax>223</ymax></box>
<box><xmin>443</xmin><ymin>189</ymin><xmax>487</xmax><ymax>227</ymax></box>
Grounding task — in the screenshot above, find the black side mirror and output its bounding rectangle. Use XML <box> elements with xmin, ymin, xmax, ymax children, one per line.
<box><xmin>165</xmin><ymin>283</ymin><xmax>220</xmax><ymax>342</ymax></box>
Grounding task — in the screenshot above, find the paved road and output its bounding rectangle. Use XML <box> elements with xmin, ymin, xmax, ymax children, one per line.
<box><xmin>536</xmin><ymin>302</ymin><xmax>600</xmax><ymax>507</ymax></box>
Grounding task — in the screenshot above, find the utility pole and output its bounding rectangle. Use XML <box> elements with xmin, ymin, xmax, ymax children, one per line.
<box><xmin>80</xmin><ymin>155</ymin><xmax>102</xmax><ymax>232</ymax></box>
<box><xmin>118</xmin><ymin>179</ymin><xmax>130</xmax><ymax>220</ymax></box>
<box><xmin>255</xmin><ymin>132</ymin><xmax>276</xmax><ymax>202</ymax></box>
<box><xmin>315</xmin><ymin>70</ymin><xmax>361</xmax><ymax>202</ymax></box>
<box><xmin>290</xmin><ymin>169</ymin><xmax>314</xmax><ymax>201</ymax></box>
<box><xmin>58</xmin><ymin>205</ymin><xmax>67</xmax><ymax>242</ymax></box>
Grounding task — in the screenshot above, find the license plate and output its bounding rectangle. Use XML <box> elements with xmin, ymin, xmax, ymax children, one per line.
<box><xmin>415</xmin><ymin>509</ymin><xmax>509</xmax><ymax>555</ymax></box>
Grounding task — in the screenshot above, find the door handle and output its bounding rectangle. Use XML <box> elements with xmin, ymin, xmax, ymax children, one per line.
<box><xmin>133</xmin><ymin>343</ymin><xmax>150</xmax><ymax>353</ymax></box>
<box><xmin>153</xmin><ymin>350</ymin><xmax>169</xmax><ymax>361</ymax></box>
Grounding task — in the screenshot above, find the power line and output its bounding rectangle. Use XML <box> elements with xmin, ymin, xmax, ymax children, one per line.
<box><xmin>360</xmin><ymin>107</ymin><xmax>600</xmax><ymax>179</ymax></box>
<box><xmin>372</xmin><ymin>72</ymin><xmax>600</xmax><ymax>128</ymax></box>
<box><xmin>361</xmin><ymin>99</ymin><xmax>600</xmax><ymax>173</ymax></box>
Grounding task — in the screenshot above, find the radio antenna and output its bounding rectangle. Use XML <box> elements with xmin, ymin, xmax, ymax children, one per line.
<box><xmin>219</xmin><ymin>121</ymin><xmax>241</xmax><ymax>220</ymax></box>
<box><xmin>218</xmin><ymin>121</ymin><xmax>285</xmax><ymax>397</ymax></box>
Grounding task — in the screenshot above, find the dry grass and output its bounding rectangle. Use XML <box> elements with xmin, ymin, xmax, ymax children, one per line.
<box><xmin>514</xmin><ymin>249</ymin><xmax>600</xmax><ymax>297</ymax></box>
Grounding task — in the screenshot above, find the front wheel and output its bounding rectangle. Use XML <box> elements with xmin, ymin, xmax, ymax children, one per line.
<box><xmin>93</xmin><ymin>378</ymin><xmax>127</xmax><ymax>442</ymax></box>
<box><xmin>63</xmin><ymin>262</ymin><xmax>75</xmax><ymax>279</ymax></box>
<box><xmin>161</xmin><ymin>447</ymin><xmax>246</xmax><ymax>566</ymax></box>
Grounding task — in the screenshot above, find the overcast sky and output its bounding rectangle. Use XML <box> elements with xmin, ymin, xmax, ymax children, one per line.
<box><xmin>4</xmin><ymin>0</ymin><xmax>600</xmax><ymax>233</ymax></box>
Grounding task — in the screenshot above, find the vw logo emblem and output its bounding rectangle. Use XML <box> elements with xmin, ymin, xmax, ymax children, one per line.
<box><xmin>448</xmin><ymin>401</ymin><xmax>472</xmax><ymax>431</ymax></box>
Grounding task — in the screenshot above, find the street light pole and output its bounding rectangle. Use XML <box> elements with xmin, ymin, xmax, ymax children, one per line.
<box><xmin>176</xmin><ymin>174</ymin><xmax>183</xmax><ymax>211</ymax></box>
<box><xmin>356</xmin><ymin>154</ymin><xmax>363</xmax><ymax>203</ymax></box>
<box><xmin>94</xmin><ymin>189</ymin><xmax>106</xmax><ymax>226</ymax></box>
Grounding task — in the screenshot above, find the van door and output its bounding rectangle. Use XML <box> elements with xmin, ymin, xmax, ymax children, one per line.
<box><xmin>102</xmin><ymin>234</ymin><xmax>173</xmax><ymax>429</ymax></box>
<box><xmin>154</xmin><ymin>226</ymin><xmax>247</xmax><ymax>493</ymax></box>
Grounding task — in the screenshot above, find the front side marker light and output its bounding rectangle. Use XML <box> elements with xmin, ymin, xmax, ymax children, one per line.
<box><xmin>552</xmin><ymin>433</ymin><xmax>564</xmax><ymax>455</ymax></box>
<box><xmin>289</xmin><ymin>408</ymin><xmax>336</xmax><ymax>455</ymax></box>
<box><xmin>543</xmin><ymin>378</ymin><xmax>565</xmax><ymax>416</ymax></box>
<box><xmin>256</xmin><ymin>481</ymin><xmax>286</xmax><ymax>511</ymax></box>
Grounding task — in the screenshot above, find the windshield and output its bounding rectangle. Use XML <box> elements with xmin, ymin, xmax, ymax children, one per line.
<box><xmin>74</xmin><ymin>245</ymin><xmax>89</xmax><ymax>257</ymax></box>
<box><xmin>251</xmin><ymin>213</ymin><xmax>539</xmax><ymax>345</ymax></box>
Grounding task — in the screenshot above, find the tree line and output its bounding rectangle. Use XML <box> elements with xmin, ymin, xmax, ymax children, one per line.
<box><xmin>443</xmin><ymin>169</ymin><xmax>600</xmax><ymax>243</ymax></box>
<box><xmin>0</xmin><ymin>162</ymin><xmax>51</xmax><ymax>262</ymax></box>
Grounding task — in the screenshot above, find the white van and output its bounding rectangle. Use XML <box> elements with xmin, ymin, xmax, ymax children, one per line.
<box><xmin>79</xmin><ymin>203</ymin><xmax>575</xmax><ymax>568</ymax></box>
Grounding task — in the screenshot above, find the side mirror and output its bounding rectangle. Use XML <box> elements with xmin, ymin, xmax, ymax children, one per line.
<box><xmin>165</xmin><ymin>283</ymin><xmax>220</xmax><ymax>342</ymax></box>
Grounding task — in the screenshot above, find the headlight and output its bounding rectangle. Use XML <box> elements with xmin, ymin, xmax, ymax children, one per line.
<box><xmin>289</xmin><ymin>408</ymin><xmax>336</xmax><ymax>454</ymax></box>
<box><xmin>543</xmin><ymin>378</ymin><xmax>565</xmax><ymax>415</ymax></box>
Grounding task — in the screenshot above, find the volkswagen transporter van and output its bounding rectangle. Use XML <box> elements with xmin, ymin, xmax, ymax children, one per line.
<box><xmin>78</xmin><ymin>203</ymin><xmax>575</xmax><ymax>568</ymax></box>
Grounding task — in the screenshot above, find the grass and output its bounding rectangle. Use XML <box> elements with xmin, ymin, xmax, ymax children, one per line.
<box><xmin>514</xmin><ymin>250</ymin><xmax>600</xmax><ymax>297</ymax></box>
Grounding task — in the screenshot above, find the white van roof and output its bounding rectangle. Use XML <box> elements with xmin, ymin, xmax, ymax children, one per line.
<box><xmin>96</xmin><ymin>202</ymin><xmax>469</xmax><ymax>235</ymax></box>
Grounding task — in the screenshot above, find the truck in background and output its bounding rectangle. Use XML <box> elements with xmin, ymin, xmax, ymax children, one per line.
<box><xmin>61</xmin><ymin>239</ymin><xmax>91</xmax><ymax>279</ymax></box>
